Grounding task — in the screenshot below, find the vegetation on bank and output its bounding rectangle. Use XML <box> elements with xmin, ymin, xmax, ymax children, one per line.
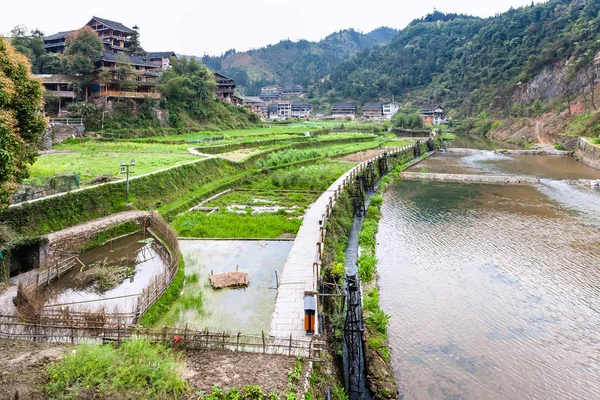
<box><xmin>0</xmin><ymin>37</ymin><xmax>47</xmax><ymax>213</ymax></box>
<box><xmin>45</xmin><ymin>338</ymin><xmax>188</xmax><ymax>399</ymax></box>
<box><xmin>139</xmin><ymin>255</ymin><xmax>185</xmax><ymax>327</ymax></box>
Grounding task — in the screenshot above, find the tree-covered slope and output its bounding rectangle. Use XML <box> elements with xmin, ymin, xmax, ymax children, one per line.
<box><xmin>323</xmin><ymin>1</ymin><xmax>600</xmax><ymax>116</ymax></box>
<box><xmin>202</xmin><ymin>27</ymin><xmax>398</xmax><ymax>95</ymax></box>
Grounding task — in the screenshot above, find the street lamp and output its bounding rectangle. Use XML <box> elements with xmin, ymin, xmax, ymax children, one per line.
<box><xmin>120</xmin><ymin>159</ymin><xmax>136</xmax><ymax>204</ymax></box>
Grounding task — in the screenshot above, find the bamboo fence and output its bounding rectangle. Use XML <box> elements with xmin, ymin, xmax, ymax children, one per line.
<box><xmin>0</xmin><ymin>315</ymin><xmax>324</xmax><ymax>359</ymax></box>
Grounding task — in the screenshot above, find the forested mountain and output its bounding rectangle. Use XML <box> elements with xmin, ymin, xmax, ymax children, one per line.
<box><xmin>323</xmin><ymin>1</ymin><xmax>600</xmax><ymax>117</ymax></box>
<box><xmin>201</xmin><ymin>27</ymin><xmax>397</xmax><ymax>95</ymax></box>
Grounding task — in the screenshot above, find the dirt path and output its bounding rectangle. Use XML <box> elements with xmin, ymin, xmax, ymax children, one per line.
<box><xmin>183</xmin><ymin>350</ymin><xmax>299</xmax><ymax>397</ymax></box>
<box><xmin>0</xmin><ymin>340</ymin><xmax>70</xmax><ymax>399</ymax></box>
<box><xmin>46</xmin><ymin>210</ymin><xmax>149</xmax><ymax>243</ymax></box>
<box><xmin>0</xmin><ymin>340</ymin><xmax>300</xmax><ymax>399</ymax></box>
<box><xmin>341</xmin><ymin>148</ymin><xmax>398</xmax><ymax>162</ymax></box>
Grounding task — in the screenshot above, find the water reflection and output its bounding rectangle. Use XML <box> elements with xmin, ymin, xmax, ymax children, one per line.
<box><xmin>44</xmin><ymin>232</ymin><xmax>168</xmax><ymax>313</ymax></box>
<box><xmin>378</xmin><ymin>181</ymin><xmax>600</xmax><ymax>399</ymax></box>
<box><xmin>161</xmin><ymin>240</ymin><xmax>292</xmax><ymax>333</ymax></box>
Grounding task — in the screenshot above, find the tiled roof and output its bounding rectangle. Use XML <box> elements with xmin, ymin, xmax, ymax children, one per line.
<box><xmin>332</xmin><ymin>103</ymin><xmax>356</xmax><ymax>109</ymax></box>
<box><xmin>100</xmin><ymin>51</ymin><xmax>159</xmax><ymax>68</ymax></box>
<box><xmin>144</xmin><ymin>51</ymin><xmax>176</xmax><ymax>59</ymax></box>
<box><xmin>90</xmin><ymin>16</ymin><xmax>134</xmax><ymax>34</ymax></box>
<box><xmin>34</xmin><ymin>74</ymin><xmax>81</xmax><ymax>84</ymax></box>
<box><xmin>364</xmin><ymin>103</ymin><xmax>382</xmax><ymax>108</ymax></box>
<box><xmin>420</xmin><ymin>104</ymin><xmax>442</xmax><ymax>112</ymax></box>
<box><xmin>43</xmin><ymin>30</ymin><xmax>74</xmax><ymax>41</ymax></box>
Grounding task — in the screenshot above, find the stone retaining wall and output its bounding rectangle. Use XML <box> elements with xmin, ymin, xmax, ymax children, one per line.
<box><xmin>401</xmin><ymin>172</ymin><xmax>541</xmax><ymax>185</ymax></box>
<box><xmin>575</xmin><ymin>138</ymin><xmax>600</xmax><ymax>170</ymax></box>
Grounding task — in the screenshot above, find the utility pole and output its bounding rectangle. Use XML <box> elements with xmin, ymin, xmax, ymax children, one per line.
<box><xmin>120</xmin><ymin>159</ymin><xmax>136</xmax><ymax>204</ymax></box>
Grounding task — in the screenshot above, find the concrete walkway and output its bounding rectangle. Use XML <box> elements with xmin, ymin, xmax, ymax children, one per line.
<box><xmin>269</xmin><ymin>146</ymin><xmax>409</xmax><ymax>339</ymax></box>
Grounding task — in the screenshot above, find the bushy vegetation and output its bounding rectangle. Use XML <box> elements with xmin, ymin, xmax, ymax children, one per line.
<box><xmin>45</xmin><ymin>338</ymin><xmax>188</xmax><ymax>399</ymax></box>
<box><xmin>324</xmin><ymin>1</ymin><xmax>600</xmax><ymax>117</ymax></box>
<box><xmin>140</xmin><ymin>256</ymin><xmax>185</xmax><ymax>327</ymax></box>
<box><xmin>172</xmin><ymin>213</ymin><xmax>302</xmax><ymax>239</ymax></box>
<box><xmin>0</xmin><ymin>37</ymin><xmax>46</xmax><ymax>212</ymax></box>
<box><xmin>202</xmin><ymin>28</ymin><xmax>397</xmax><ymax>94</ymax></box>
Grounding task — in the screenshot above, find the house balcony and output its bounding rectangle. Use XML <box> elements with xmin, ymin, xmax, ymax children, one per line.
<box><xmin>46</xmin><ymin>90</ymin><xmax>77</xmax><ymax>99</ymax></box>
<box><xmin>99</xmin><ymin>90</ymin><xmax>162</xmax><ymax>99</ymax></box>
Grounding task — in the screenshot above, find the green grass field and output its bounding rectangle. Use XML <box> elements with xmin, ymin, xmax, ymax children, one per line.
<box><xmin>27</xmin><ymin>152</ymin><xmax>200</xmax><ymax>184</ymax></box>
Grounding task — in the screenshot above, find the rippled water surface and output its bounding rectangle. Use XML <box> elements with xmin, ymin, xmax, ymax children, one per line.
<box><xmin>413</xmin><ymin>152</ymin><xmax>600</xmax><ymax>180</ymax></box>
<box><xmin>378</xmin><ymin>177</ymin><xmax>600</xmax><ymax>399</ymax></box>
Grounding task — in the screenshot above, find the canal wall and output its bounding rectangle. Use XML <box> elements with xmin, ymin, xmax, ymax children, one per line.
<box><xmin>401</xmin><ymin>172</ymin><xmax>541</xmax><ymax>185</ymax></box>
<box><xmin>269</xmin><ymin>146</ymin><xmax>414</xmax><ymax>340</ymax></box>
<box><xmin>576</xmin><ymin>138</ymin><xmax>600</xmax><ymax>170</ymax></box>
<box><xmin>444</xmin><ymin>148</ymin><xmax>571</xmax><ymax>156</ymax></box>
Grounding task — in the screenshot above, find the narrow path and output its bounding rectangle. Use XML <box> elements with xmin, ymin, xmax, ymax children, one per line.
<box><xmin>46</xmin><ymin>210</ymin><xmax>149</xmax><ymax>243</ymax></box>
<box><xmin>270</xmin><ymin>147</ymin><xmax>408</xmax><ymax>339</ymax></box>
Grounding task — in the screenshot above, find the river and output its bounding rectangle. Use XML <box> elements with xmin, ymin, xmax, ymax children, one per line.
<box><xmin>377</xmin><ymin>140</ymin><xmax>600</xmax><ymax>399</ymax></box>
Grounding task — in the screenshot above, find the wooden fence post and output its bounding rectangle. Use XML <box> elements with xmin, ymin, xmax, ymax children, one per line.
<box><xmin>262</xmin><ymin>330</ymin><xmax>266</xmax><ymax>354</ymax></box>
<box><xmin>289</xmin><ymin>333</ymin><xmax>292</xmax><ymax>356</ymax></box>
<box><xmin>237</xmin><ymin>332</ymin><xmax>241</xmax><ymax>352</ymax></box>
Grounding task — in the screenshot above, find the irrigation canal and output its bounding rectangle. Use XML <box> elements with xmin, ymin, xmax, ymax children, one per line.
<box><xmin>378</xmin><ymin>138</ymin><xmax>600</xmax><ymax>399</ymax></box>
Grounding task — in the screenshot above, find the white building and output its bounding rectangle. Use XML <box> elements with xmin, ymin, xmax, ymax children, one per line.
<box><xmin>383</xmin><ymin>103</ymin><xmax>399</xmax><ymax>119</ymax></box>
<box><xmin>277</xmin><ymin>102</ymin><xmax>291</xmax><ymax>118</ymax></box>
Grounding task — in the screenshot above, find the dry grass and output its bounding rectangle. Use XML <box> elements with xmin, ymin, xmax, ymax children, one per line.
<box><xmin>208</xmin><ymin>272</ymin><xmax>249</xmax><ymax>289</ymax></box>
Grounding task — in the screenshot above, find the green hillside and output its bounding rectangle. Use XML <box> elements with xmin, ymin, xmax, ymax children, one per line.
<box><xmin>323</xmin><ymin>1</ymin><xmax>600</xmax><ymax>117</ymax></box>
<box><xmin>202</xmin><ymin>27</ymin><xmax>398</xmax><ymax>95</ymax></box>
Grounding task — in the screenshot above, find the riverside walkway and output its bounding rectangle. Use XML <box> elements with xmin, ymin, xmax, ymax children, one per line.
<box><xmin>269</xmin><ymin>146</ymin><xmax>410</xmax><ymax>339</ymax></box>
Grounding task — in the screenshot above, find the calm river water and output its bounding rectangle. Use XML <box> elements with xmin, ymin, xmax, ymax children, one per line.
<box><xmin>378</xmin><ymin>145</ymin><xmax>600</xmax><ymax>399</ymax></box>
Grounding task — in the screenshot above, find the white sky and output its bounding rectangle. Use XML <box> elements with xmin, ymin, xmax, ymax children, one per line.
<box><xmin>2</xmin><ymin>0</ymin><xmax>545</xmax><ymax>56</ymax></box>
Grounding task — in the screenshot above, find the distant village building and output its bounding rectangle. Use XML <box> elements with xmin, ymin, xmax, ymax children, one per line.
<box><xmin>363</xmin><ymin>103</ymin><xmax>383</xmax><ymax>119</ymax></box>
<box><xmin>419</xmin><ymin>104</ymin><xmax>447</xmax><ymax>125</ymax></box>
<box><xmin>283</xmin><ymin>84</ymin><xmax>308</xmax><ymax>98</ymax></box>
<box><xmin>214</xmin><ymin>72</ymin><xmax>241</xmax><ymax>105</ymax></box>
<box><xmin>42</xmin><ymin>17</ymin><xmax>171</xmax><ymax>103</ymax></box>
<box><xmin>277</xmin><ymin>102</ymin><xmax>292</xmax><ymax>118</ymax></box>
<box><xmin>331</xmin><ymin>103</ymin><xmax>356</xmax><ymax>119</ymax></box>
<box><xmin>142</xmin><ymin>51</ymin><xmax>177</xmax><ymax>70</ymax></box>
<box><xmin>267</xmin><ymin>103</ymin><xmax>279</xmax><ymax>119</ymax></box>
<box><xmin>383</xmin><ymin>103</ymin><xmax>399</xmax><ymax>119</ymax></box>
<box><xmin>291</xmin><ymin>102</ymin><xmax>311</xmax><ymax>119</ymax></box>
<box><xmin>35</xmin><ymin>75</ymin><xmax>80</xmax><ymax>115</ymax></box>
<box><xmin>43</xmin><ymin>31</ymin><xmax>73</xmax><ymax>54</ymax></box>
<box><xmin>241</xmin><ymin>96</ymin><xmax>267</xmax><ymax>118</ymax></box>
<box><xmin>92</xmin><ymin>52</ymin><xmax>161</xmax><ymax>99</ymax></box>
<box><xmin>259</xmin><ymin>85</ymin><xmax>283</xmax><ymax>101</ymax></box>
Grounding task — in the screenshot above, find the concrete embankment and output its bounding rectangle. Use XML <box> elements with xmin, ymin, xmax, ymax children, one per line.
<box><xmin>444</xmin><ymin>148</ymin><xmax>571</xmax><ymax>156</ymax></box>
<box><xmin>401</xmin><ymin>172</ymin><xmax>600</xmax><ymax>187</ymax></box>
<box><xmin>575</xmin><ymin>138</ymin><xmax>600</xmax><ymax>170</ymax></box>
<box><xmin>401</xmin><ymin>172</ymin><xmax>541</xmax><ymax>185</ymax></box>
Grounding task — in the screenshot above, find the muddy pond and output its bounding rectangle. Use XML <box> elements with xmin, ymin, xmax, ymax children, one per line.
<box><xmin>378</xmin><ymin>140</ymin><xmax>600</xmax><ymax>399</ymax></box>
<box><xmin>159</xmin><ymin>240</ymin><xmax>292</xmax><ymax>333</ymax></box>
<box><xmin>43</xmin><ymin>232</ymin><xmax>168</xmax><ymax>314</ymax></box>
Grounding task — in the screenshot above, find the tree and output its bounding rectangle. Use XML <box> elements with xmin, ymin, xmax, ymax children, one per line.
<box><xmin>116</xmin><ymin>52</ymin><xmax>138</xmax><ymax>92</ymax></box>
<box><xmin>0</xmin><ymin>37</ymin><xmax>47</xmax><ymax>212</ymax></box>
<box><xmin>9</xmin><ymin>25</ymin><xmax>62</xmax><ymax>74</ymax></box>
<box><xmin>64</xmin><ymin>27</ymin><xmax>103</xmax><ymax>100</ymax></box>
<box><xmin>130</xmin><ymin>26</ymin><xmax>145</xmax><ymax>56</ymax></box>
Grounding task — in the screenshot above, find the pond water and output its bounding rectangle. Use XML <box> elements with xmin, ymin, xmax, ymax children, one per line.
<box><xmin>378</xmin><ymin>138</ymin><xmax>600</xmax><ymax>399</ymax></box>
<box><xmin>43</xmin><ymin>232</ymin><xmax>168</xmax><ymax>314</ymax></box>
<box><xmin>160</xmin><ymin>240</ymin><xmax>292</xmax><ymax>333</ymax></box>
<box><xmin>413</xmin><ymin>152</ymin><xmax>600</xmax><ymax>180</ymax></box>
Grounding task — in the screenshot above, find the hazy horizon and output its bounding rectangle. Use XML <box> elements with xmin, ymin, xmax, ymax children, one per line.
<box><xmin>1</xmin><ymin>0</ymin><xmax>546</xmax><ymax>56</ymax></box>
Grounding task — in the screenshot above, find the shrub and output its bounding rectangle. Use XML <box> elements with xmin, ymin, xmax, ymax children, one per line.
<box><xmin>45</xmin><ymin>338</ymin><xmax>188</xmax><ymax>399</ymax></box>
<box><xmin>368</xmin><ymin>309</ymin><xmax>391</xmax><ymax>335</ymax></box>
<box><xmin>358</xmin><ymin>253</ymin><xmax>377</xmax><ymax>283</ymax></box>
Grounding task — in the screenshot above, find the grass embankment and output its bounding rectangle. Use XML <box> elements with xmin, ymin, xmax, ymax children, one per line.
<box><xmin>3</xmin><ymin>157</ymin><xmax>242</xmax><ymax>237</ymax></box>
<box><xmin>171</xmin><ymin>161</ymin><xmax>355</xmax><ymax>239</ymax></box>
<box><xmin>45</xmin><ymin>338</ymin><xmax>188</xmax><ymax>399</ymax></box>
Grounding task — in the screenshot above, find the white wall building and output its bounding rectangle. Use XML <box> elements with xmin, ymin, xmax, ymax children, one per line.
<box><xmin>383</xmin><ymin>103</ymin><xmax>399</xmax><ymax>119</ymax></box>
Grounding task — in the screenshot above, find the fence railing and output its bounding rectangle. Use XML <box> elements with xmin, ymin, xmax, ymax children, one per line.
<box><xmin>134</xmin><ymin>211</ymin><xmax>180</xmax><ymax>320</ymax></box>
<box><xmin>0</xmin><ymin>315</ymin><xmax>324</xmax><ymax>359</ymax></box>
<box><xmin>49</xmin><ymin>118</ymin><xmax>84</xmax><ymax>126</ymax></box>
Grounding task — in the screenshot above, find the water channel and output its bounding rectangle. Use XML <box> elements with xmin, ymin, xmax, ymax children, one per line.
<box><xmin>43</xmin><ymin>232</ymin><xmax>168</xmax><ymax>313</ymax></box>
<box><xmin>378</xmin><ymin>138</ymin><xmax>600</xmax><ymax>399</ymax></box>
